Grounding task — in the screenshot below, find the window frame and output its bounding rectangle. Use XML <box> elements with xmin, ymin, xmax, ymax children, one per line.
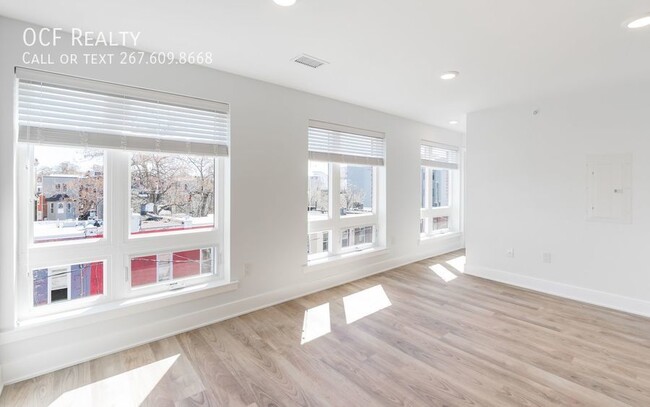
<box><xmin>16</xmin><ymin>145</ymin><xmax>226</xmax><ymax>321</ymax></box>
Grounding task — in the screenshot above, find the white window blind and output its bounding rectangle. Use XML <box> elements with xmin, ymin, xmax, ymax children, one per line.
<box><xmin>16</xmin><ymin>67</ymin><xmax>230</xmax><ymax>156</ymax></box>
<box><xmin>308</xmin><ymin>120</ymin><xmax>385</xmax><ymax>166</ymax></box>
<box><xmin>421</xmin><ymin>142</ymin><xmax>459</xmax><ymax>169</ymax></box>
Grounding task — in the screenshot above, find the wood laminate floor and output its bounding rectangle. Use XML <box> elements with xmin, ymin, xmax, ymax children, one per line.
<box><xmin>2</xmin><ymin>250</ymin><xmax>650</xmax><ymax>406</ymax></box>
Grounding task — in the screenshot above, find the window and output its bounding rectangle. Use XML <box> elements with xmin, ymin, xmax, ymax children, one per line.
<box><xmin>130</xmin><ymin>153</ymin><xmax>215</xmax><ymax>235</ymax></box>
<box><xmin>340</xmin><ymin>225</ymin><xmax>375</xmax><ymax>250</ymax></box>
<box><xmin>431</xmin><ymin>216</ymin><xmax>449</xmax><ymax>232</ymax></box>
<box><xmin>307</xmin><ymin>231</ymin><xmax>330</xmax><ymax>260</ymax></box>
<box><xmin>420</xmin><ymin>167</ymin><xmax>426</xmax><ymax>209</ymax></box>
<box><xmin>16</xmin><ymin>68</ymin><xmax>230</xmax><ymax>320</ymax></box>
<box><xmin>33</xmin><ymin>261</ymin><xmax>104</xmax><ymax>306</ymax></box>
<box><xmin>431</xmin><ymin>169</ymin><xmax>450</xmax><ymax>208</ymax></box>
<box><xmin>307</xmin><ymin>120</ymin><xmax>384</xmax><ymax>261</ymax></box>
<box><xmin>131</xmin><ymin>247</ymin><xmax>216</xmax><ymax>288</ymax></box>
<box><xmin>420</xmin><ymin>142</ymin><xmax>459</xmax><ymax>238</ymax></box>
<box><xmin>308</xmin><ymin>161</ymin><xmax>329</xmax><ymax>220</ymax></box>
<box><xmin>340</xmin><ymin>164</ymin><xmax>374</xmax><ymax>216</ymax></box>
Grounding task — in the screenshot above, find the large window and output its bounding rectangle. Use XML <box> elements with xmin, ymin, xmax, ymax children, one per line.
<box><xmin>307</xmin><ymin>121</ymin><xmax>384</xmax><ymax>261</ymax></box>
<box><xmin>420</xmin><ymin>142</ymin><xmax>459</xmax><ymax>238</ymax></box>
<box><xmin>15</xmin><ymin>68</ymin><xmax>230</xmax><ymax>320</ymax></box>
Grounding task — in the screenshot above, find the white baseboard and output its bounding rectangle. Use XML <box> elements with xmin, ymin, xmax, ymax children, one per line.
<box><xmin>0</xmin><ymin>242</ymin><xmax>462</xmax><ymax>385</ymax></box>
<box><xmin>465</xmin><ymin>264</ymin><xmax>650</xmax><ymax>318</ymax></box>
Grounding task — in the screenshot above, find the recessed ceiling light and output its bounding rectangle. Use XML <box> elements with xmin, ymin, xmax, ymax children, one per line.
<box><xmin>440</xmin><ymin>71</ymin><xmax>459</xmax><ymax>80</ymax></box>
<box><xmin>627</xmin><ymin>14</ymin><xmax>650</xmax><ymax>29</ymax></box>
<box><xmin>449</xmin><ymin>120</ymin><xmax>459</xmax><ymax>125</ymax></box>
<box><xmin>274</xmin><ymin>0</ymin><xmax>296</xmax><ymax>6</ymax></box>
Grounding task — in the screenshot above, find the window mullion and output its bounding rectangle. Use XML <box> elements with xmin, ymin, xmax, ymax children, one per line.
<box><xmin>425</xmin><ymin>167</ymin><xmax>432</xmax><ymax>234</ymax></box>
<box><xmin>16</xmin><ymin>145</ymin><xmax>31</xmax><ymax>321</ymax></box>
<box><xmin>109</xmin><ymin>149</ymin><xmax>129</xmax><ymax>301</ymax></box>
<box><xmin>217</xmin><ymin>157</ymin><xmax>226</xmax><ymax>280</ymax></box>
<box><xmin>330</xmin><ymin>163</ymin><xmax>342</xmax><ymax>255</ymax></box>
<box><xmin>338</xmin><ymin>214</ymin><xmax>378</xmax><ymax>229</ymax></box>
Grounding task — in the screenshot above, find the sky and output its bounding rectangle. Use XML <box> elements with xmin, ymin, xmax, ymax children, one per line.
<box><xmin>34</xmin><ymin>145</ymin><xmax>103</xmax><ymax>172</ymax></box>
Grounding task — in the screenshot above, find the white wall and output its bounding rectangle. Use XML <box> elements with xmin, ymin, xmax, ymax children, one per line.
<box><xmin>465</xmin><ymin>79</ymin><xmax>650</xmax><ymax>316</ymax></box>
<box><xmin>0</xmin><ymin>16</ymin><xmax>463</xmax><ymax>384</ymax></box>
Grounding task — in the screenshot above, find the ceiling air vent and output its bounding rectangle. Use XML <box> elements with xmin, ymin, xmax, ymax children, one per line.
<box><xmin>293</xmin><ymin>54</ymin><xmax>328</xmax><ymax>69</ymax></box>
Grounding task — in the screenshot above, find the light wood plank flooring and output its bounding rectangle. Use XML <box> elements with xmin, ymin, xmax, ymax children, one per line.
<box><xmin>2</xmin><ymin>250</ymin><xmax>650</xmax><ymax>406</ymax></box>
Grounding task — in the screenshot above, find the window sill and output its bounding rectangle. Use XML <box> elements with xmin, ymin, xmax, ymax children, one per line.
<box><xmin>303</xmin><ymin>247</ymin><xmax>388</xmax><ymax>273</ymax></box>
<box><xmin>2</xmin><ymin>279</ymin><xmax>238</xmax><ymax>345</ymax></box>
<box><xmin>419</xmin><ymin>231</ymin><xmax>462</xmax><ymax>244</ymax></box>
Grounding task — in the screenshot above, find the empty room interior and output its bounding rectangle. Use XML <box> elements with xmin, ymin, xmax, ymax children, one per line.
<box><xmin>1</xmin><ymin>0</ymin><xmax>650</xmax><ymax>406</ymax></box>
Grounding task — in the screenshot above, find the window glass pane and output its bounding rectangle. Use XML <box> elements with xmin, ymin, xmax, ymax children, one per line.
<box><xmin>341</xmin><ymin>229</ymin><xmax>350</xmax><ymax>248</ymax></box>
<box><xmin>358</xmin><ymin>225</ymin><xmax>373</xmax><ymax>244</ymax></box>
<box><xmin>200</xmin><ymin>248</ymin><xmax>215</xmax><ymax>275</ymax></box>
<box><xmin>421</xmin><ymin>167</ymin><xmax>426</xmax><ymax>208</ymax></box>
<box><xmin>131</xmin><ymin>247</ymin><xmax>215</xmax><ymax>288</ymax></box>
<box><xmin>432</xmin><ymin>216</ymin><xmax>450</xmax><ymax>232</ymax></box>
<box><xmin>307</xmin><ymin>231</ymin><xmax>330</xmax><ymax>258</ymax></box>
<box><xmin>33</xmin><ymin>146</ymin><xmax>104</xmax><ymax>243</ymax></box>
<box><xmin>33</xmin><ymin>261</ymin><xmax>104</xmax><ymax>307</ymax></box>
<box><xmin>130</xmin><ymin>255</ymin><xmax>157</xmax><ymax>287</ymax></box>
<box><xmin>173</xmin><ymin>249</ymin><xmax>202</xmax><ymax>279</ymax></box>
<box><xmin>130</xmin><ymin>153</ymin><xmax>215</xmax><ymax>235</ymax></box>
<box><xmin>341</xmin><ymin>225</ymin><xmax>375</xmax><ymax>249</ymax></box>
<box><xmin>431</xmin><ymin>169</ymin><xmax>450</xmax><ymax>208</ymax></box>
<box><xmin>308</xmin><ymin>161</ymin><xmax>329</xmax><ymax>220</ymax></box>
<box><xmin>340</xmin><ymin>164</ymin><xmax>373</xmax><ymax>216</ymax></box>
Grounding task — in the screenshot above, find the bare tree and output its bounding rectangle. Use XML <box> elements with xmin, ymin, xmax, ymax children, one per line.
<box><xmin>308</xmin><ymin>172</ymin><xmax>329</xmax><ymax>213</ymax></box>
<box><xmin>131</xmin><ymin>154</ymin><xmax>215</xmax><ymax>218</ymax></box>
<box><xmin>308</xmin><ymin>185</ymin><xmax>328</xmax><ymax>213</ymax></box>
<box><xmin>54</xmin><ymin>161</ymin><xmax>80</xmax><ymax>174</ymax></box>
<box><xmin>72</xmin><ymin>173</ymin><xmax>104</xmax><ymax>218</ymax></box>
<box><xmin>182</xmin><ymin>156</ymin><xmax>215</xmax><ymax>217</ymax></box>
<box><xmin>131</xmin><ymin>154</ymin><xmax>183</xmax><ymax>215</ymax></box>
<box><xmin>340</xmin><ymin>186</ymin><xmax>365</xmax><ymax>213</ymax></box>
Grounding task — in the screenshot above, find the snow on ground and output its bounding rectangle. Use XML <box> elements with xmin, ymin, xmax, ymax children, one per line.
<box><xmin>34</xmin><ymin>214</ymin><xmax>215</xmax><ymax>242</ymax></box>
<box><xmin>34</xmin><ymin>220</ymin><xmax>100</xmax><ymax>242</ymax></box>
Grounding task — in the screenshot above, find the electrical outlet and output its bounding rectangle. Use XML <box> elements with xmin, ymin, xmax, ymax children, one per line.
<box><xmin>243</xmin><ymin>263</ymin><xmax>252</xmax><ymax>276</ymax></box>
<box><xmin>506</xmin><ymin>248</ymin><xmax>515</xmax><ymax>258</ymax></box>
<box><xmin>542</xmin><ymin>252</ymin><xmax>552</xmax><ymax>263</ymax></box>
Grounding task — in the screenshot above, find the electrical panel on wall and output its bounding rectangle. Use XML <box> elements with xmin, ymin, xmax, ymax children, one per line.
<box><xmin>586</xmin><ymin>154</ymin><xmax>632</xmax><ymax>223</ymax></box>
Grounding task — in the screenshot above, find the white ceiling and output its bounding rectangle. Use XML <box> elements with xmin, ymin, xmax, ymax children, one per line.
<box><xmin>1</xmin><ymin>0</ymin><xmax>649</xmax><ymax>131</ymax></box>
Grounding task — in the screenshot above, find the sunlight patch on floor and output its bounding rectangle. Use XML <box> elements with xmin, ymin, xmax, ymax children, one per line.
<box><xmin>50</xmin><ymin>354</ymin><xmax>179</xmax><ymax>407</ymax></box>
<box><xmin>430</xmin><ymin>264</ymin><xmax>457</xmax><ymax>282</ymax></box>
<box><xmin>446</xmin><ymin>255</ymin><xmax>466</xmax><ymax>273</ymax></box>
<box><xmin>301</xmin><ymin>302</ymin><xmax>331</xmax><ymax>344</ymax></box>
<box><xmin>343</xmin><ymin>285</ymin><xmax>392</xmax><ymax>324</ymax></box>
